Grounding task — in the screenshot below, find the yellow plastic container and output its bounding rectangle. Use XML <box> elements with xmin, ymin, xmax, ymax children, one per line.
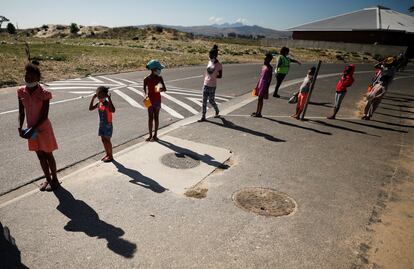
<box><xmin>143</xmin><ymin>97</ymin><xmax>152</xmax><ymax>108</ymax></box>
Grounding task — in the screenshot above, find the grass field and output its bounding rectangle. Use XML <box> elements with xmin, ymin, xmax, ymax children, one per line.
<box><xmin>0</xmin><ymin>28</ymin><xmax>375</xmax><ymax>87</ymax></box>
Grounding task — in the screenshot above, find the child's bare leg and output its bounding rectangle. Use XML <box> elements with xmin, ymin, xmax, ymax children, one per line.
<box><xmin>43</xmin><ymin>152</ymin><xmax>60</xmax><ymax>191</ymax></box>
<box><xmin>257</xmin><ymin>97</ymin><xmax>264</xmax><ymax>115</ymax></box>
<box><xmin>152</xmin><ymin>108</ymin><xmax>160</xmax><ymax>141</ymax></box>
<box><xmin>105</xmin><ymin>138</ymin><xmax>113</xmax><ymax>159</ymax></box>
<box><xmin>291</xmin><ymin>106</ymin><xmax>301</xmax><ymax>118</ymax></box>
<box><xmin>147</xmin><ymin>108</ymin><xmax>154</xmax><ymax>141</ymax></box>
<box><xmin>101</xmin><ymin>136</ymin><xmax>109</xmax><ymax>158</ymax></box>
<box><xmin>36</xmin><ymin>151</ymin><xmax>51</xmax><ymax>191</ymax></box>
<box><xmin>36</xmin><ymin>151</ymin><xmax>51</xmax><ymax>180</ymax></box>
<box><xmin>45</xmin><ymin>152</ymin><xmax>58</xmax><ymax>181</ymax></box>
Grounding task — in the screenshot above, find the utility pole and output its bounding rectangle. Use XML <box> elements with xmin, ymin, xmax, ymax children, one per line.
<box><xmin>300</xmin><ymin>60</ymin><xmax>322</xmax><ymax>120</ymax></box>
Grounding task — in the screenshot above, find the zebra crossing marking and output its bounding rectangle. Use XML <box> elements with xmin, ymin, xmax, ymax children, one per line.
<box><xmin>43</xmin><ymin>75</ymin><xmax>233</xmax><ymax>119</ymax></box>
<box><xmin>113</xmin><ymin>89</ymin><xmax>143</xmax><ymax>109</ymax></box>
<box><xmin>126</xmin><ymin>87</ymin><xmax>185</xmax><ymax>119</ymax></box>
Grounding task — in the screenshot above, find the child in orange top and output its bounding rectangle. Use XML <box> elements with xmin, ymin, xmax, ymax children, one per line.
<box><xmin>18</xmin><ymin>62</ymin><xmax>60</xmax><ymax>191</ymax></box>
<box><xmin>291</xmin><ymin>67</ymin><xmax>316</xmax><ymax>119</ymax></box>
<box><xmin>89</xmin><ymin>86</ymin><xmax>116</xmax><ymax>162</ymax></box>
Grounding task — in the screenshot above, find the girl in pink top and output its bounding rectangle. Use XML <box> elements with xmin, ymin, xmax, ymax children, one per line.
<box><xmin>251</xmin><ymin>53</ymin><xmax>273</xmax><ymax>117</ymax></box>
<box><xmin>198</xmin><ymin>45</ymin><xmax>222</xmax><ymax>122</ymax></box>
<box><xmin>18</xmin><ymin>63</ymin><xmax>59</xmax><ymax>191</ymax></box>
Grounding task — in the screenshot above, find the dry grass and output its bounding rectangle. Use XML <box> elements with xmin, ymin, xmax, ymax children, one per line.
<box><xmin>0</xmin><ymin>28</ymin><xmax>376</xmax><ymax>87</ymax></box>
<box><xmin>184</xmin><ymin>187</ymin><xmax>208</xmax><ymax>199</ymax></box>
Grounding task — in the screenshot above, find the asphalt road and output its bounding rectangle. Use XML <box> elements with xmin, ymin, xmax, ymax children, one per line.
<box><xmin>0</xmin><ymin>63</ymin><xmax>379</xmax><ymax>194</ymax></box>
<box><xmin>0</xmin><ymin>65</ymin><xmax>412</xmax><ymax>268</ymax></box>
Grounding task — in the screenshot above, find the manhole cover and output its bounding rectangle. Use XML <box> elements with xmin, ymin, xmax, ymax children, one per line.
<box><xmin>233</xmin><ymin>187</ymin><xmax>296</xmax><ymax>217</ymax></box>
<box><xmin>161</xmin><ymin>152</ymin><xmax>201</xmax><ymax>169</ymax></box>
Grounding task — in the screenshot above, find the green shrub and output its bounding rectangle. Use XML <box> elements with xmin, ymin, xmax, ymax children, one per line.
<box><xmin>6</xmin><ymin>23</ymin><xmax>16</xmax><ymax>34</ymax></box>
<box><xmin>70</xmin><ymin>23</ymin><xmax>79</xmax><ymax>34</ymax></box>
<box><xmin>373</xmin><ymin>54</ymin><xmax>383</xmax><ymax>61</ymax></box>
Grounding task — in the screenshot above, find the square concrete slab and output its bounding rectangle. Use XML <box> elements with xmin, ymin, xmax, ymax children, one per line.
<box><xmin>110</xmin><ymin>135</ymin><xmax>232</xmax><ymax>194</ymax></box>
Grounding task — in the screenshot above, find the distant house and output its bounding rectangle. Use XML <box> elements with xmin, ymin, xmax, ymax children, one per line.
<box><xmin>288</xmin><ymin>6</ymin><xmax>413</xmax><ymax>56</ymax></box>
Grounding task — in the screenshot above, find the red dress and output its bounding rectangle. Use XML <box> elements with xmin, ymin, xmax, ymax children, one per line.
<box><xmin>17</xmin><ymin>85</ymin><xmax>58</xmax><ymax>152</ymax></box>
<box><xmin>144</xmin><ymin>75</ymin><xmax>162</xmax><ymax>108</ymax></box>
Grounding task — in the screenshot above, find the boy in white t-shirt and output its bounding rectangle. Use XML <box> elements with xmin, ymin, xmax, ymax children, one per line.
<box><xmin>198</xmin><ymin>45</ymin><xmax>223</xmax><ymax>122</ymax></box>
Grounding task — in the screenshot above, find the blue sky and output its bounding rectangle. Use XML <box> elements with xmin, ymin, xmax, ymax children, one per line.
<box><xmin>2</xmin><ymin>0</ymin><xmax>413</xmax><ymax>30</ymax></box>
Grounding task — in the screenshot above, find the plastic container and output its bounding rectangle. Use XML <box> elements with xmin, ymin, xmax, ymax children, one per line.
<box><xmin>155</xmin><ymin>83</ymin><xmax>163</xmax><ymax>93</ymax></box>
<box><xmin>143</xmin><ymin>97</ymin><xmax>152</xmax><ymax>108</ymax></box>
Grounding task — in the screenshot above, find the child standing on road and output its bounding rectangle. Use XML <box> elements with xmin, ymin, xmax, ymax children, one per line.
<box><xmin>327</xmin><ymin>64</ymin><xmax>355</xmax><ymax>119</ymax></box>
<box><xmin>198</xmin><ymin>45</ymin><xmax>223</xmax><ymax>122</ymax></box>
<box><xmin>251</xmin><ymin>53</ymin><xmax>273</xmax><ymax>117</ymax></box>
<box><xmin>291</xmin><ymin>67</ymin><xmax>316</xmax><ymax>119</ymax></box>
<box><xmin>273</xmin><ymin>47</ymin><xmax>301</xmax><ymax>98</ymax></box>
<box><xmin>18</xmin><ymin>62</ymin><xmax>60</xmax><ymax>191</ymax></box>
<box><xmin>89</xmin><ymin>86</ymin><xmax>115</xmax><ymax>162</ymax></box>
<box><xmin>144</xmin><ymin>60</ymin><xmax>167</xmax><ymax>141</ymax></box>
<box><xmin>362</xmin><ymin>75</ymin><xmax>391</xmax><ymax>120</ymax></box>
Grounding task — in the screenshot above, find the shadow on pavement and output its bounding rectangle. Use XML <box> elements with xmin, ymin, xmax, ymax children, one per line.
<box><xmin>371</xmin><ymin>119</ymin><xmax>414</xmax><ymax>129</ymax></box>
<box><xmin>309</xmin><ymin>101</ymin><xmax>333</xmax><ymax>108</ymax></box>
<box><xmin>309</xmin><ymin>120</ymin><xmax>380</xmax><ymax>137</ymax></box>
<box><xmin>381</xmin><ymin>102</ymin><xmax>414</xmax><ymax>109</ymax></box>
<box><xmin>112</xmin><ymin>160</ymin><xmax>167</xmax><ymax>193</ymax></box>
<box><xmin>263</xmin><ymin>117</ymin><xmax>332</xmax><ymax>136</ymax></box>
<box><xmin>339</xmin><ymin>120</ymin><xmax>408</xmax><ymax>133</ymax></box>
<box><xmin>0</xmin><ymin>222</ymin><xmax>29</xmax><ymax>269</ymax></box>
<box><xmin>374</xmin><ymin>112</ymin><xmax>414</xmax><ymax>121</ymax></box>
<box><xmin>382</xmin><ymin>96</ymin><xmax>414</xmax><ymax>102</ymax></box>
<box><xmin>206</xmin><ymin>117</ymin><xmax>286</xmax><ymax>142</ymax></box>
<box><xmin>54</xmin><ymin>186</ymin><xmax>137</xmax><ymax>258</ymax></box>
<box><xmin>386</xmin><ymin>92</ymin><xmax>414</xmax><ymax>98</ymax></box>
<box><xmin>157</xmin><ymin>139</ymin><xmax>230</xmax><ymax>169</ymax></box>
<box><xmin>380</xmin><ymin>106</ymin><xmax>414</xmax><ymax>114</ymax></box>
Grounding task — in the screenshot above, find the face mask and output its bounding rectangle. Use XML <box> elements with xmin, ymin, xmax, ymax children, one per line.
<box><xmin>25</xmin><ymin>81</ymin><xmax>38</xmax><ymax>88</ymax></box>
<box><xmin>155</xmin><ymin>69</ymin><xmax>161</xmax><ymax>76</ymax></box>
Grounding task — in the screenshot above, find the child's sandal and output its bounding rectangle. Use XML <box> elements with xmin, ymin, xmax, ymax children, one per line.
<box><xmin>39</xmin><ymin>181</ymin><xmax>49</xmax><ymax>192</ymax></box>
<box><xmin>45</xmin><ymin>180</ymin><xmax>60</xmax><ymax>192</ymax></box>
<box><xmin>103</xmin><ymin>156</ymin><xmax>113</xmax><ymax>163</ymax></box>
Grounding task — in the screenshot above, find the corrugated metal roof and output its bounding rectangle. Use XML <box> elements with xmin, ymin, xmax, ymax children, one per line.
<box><xmin>289</xmin><ymin>6</ymin><xmax>414</xmax><ymax>33</ymax></box>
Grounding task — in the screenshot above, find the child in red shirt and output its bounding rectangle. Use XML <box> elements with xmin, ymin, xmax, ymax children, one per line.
<box><xmin>327</xmin><ymin>64</ymin><xmax>355</xmax><ymax>119</ymax></box>
<box><xmin>143</xmin><ymin>60</ymin><xmax>167</xmax><ymax>142</ymax></box>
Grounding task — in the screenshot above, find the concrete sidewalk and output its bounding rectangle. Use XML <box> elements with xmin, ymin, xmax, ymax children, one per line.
<box><xmin>0</xmin><ymin>71</ymin><xmax>413</xmax><ymax>269</ymax></box>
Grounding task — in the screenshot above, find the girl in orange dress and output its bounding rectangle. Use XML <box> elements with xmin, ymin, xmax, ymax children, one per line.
<box><xmin>18</xmin><ymin>63</ymin><xmax>59</xmax><ymax>191</ymax></box>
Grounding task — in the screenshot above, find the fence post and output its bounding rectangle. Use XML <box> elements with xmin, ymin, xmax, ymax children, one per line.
<box><xmin>300</xmin><ymin>60</ymin><xmax>322</xmax><ymax>120</ymax></box>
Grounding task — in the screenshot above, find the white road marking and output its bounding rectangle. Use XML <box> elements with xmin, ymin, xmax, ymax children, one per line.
<box><xmin>113</xmin><ymin>89</ymin><xmax>143</xmax><ymax>108</ymax></box>
<box><xmin>167</xmin><ymin>90</ymin><xmax>229</xmax><ymax>101</ymax></box>
<box><xmin>127</xmin><ymin>87</ymin><xmax>184</xmax><ymax>119</ymax></box>
<box><xmin>167</xmin><ymin>86</ymin><xmax>234</xmax><ymax>98</ymax></box>
<box><xmin>0</xmin><ymin>109</ymin><xmax>18</xmax><ymax>115</ymax></box>
<box><xmin>186</xmin><ymin>97</ymin><xmax>203</xmax><ymax>107</ymax></box>
<box><xmin>69</xmin><ymin>91</ymin><xmax>95</xmax><ymax>94</ymax></box>
<box><xmin>99</xmin><ymin>76</ymin><xmax>126</xmax><ymax>86</ymax></box>
<box><xmin>48</xmin><ymin>86</ymin><xmax>104</xmax><ymax>90</ymax></box>
<box><xmin>159</xmin><ymin>104</ymin><xmax>185</xmax><ymax>119</ymax></box>
<box><xmin>48</xmin><ymin>83</ymin><xmax>118</xmax><ymax>87</ymax></box>
<box><xmin>393</xmin><ymin>75</ymin><xmax>414</xmax><ymax>81</ymax></box>
<box><xmin>0</xmin><ymin>70</ymin><xmax>386</xmax><ymax>117</ymax></box>
<box><xmin>119</xmin><ymin>78</ymin><xmax>140</xmax><ymax>85</ymax></box>
<box><xmin>165</xmin><ymin>75</ymin><xmax>203</xmax><ymax>83</ymax></box>
<box><xmin>226</xmin><ymin>114</ymin><xmax>358</xmax><ymax>120</ymax></box>
<box><xmin>87</xmin><ymin>76</ymin><xmax>104</xmax><ymax>83</ymax></box>
<box><xmin>161</xmin><ymin>93</ymin><xmax>199</xmax><ymax>114</ymax></box>
<box><xmin>126</xmin><ymin>86</ymin><xmax>144</xmax><ymax>96</ymax></box>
